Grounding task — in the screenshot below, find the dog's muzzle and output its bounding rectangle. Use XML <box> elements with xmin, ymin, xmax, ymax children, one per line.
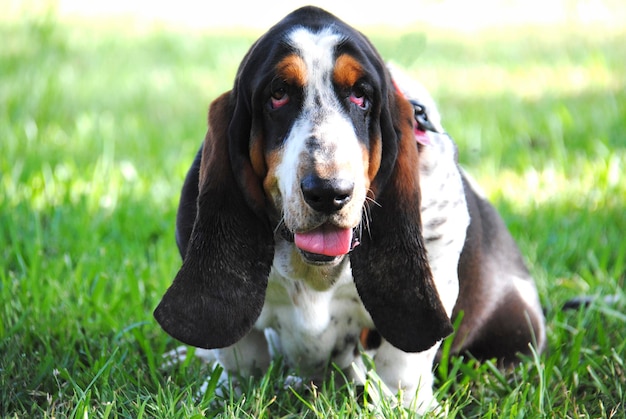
<box><xmin>280</xmin><ymin>225</ymin><xmax>361</xmax><ymax>264</ymax></box>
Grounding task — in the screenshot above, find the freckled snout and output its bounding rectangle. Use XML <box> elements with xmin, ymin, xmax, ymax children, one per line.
<box><xmin>301</xmin><ymin>174</ymin><xmax>354</xmax><ymax>214</ymax></box>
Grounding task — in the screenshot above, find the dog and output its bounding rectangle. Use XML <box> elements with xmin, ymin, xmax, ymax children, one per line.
<box><xmin>154</xmin><ymin>6</ymin><xmax>546</xmax><ymax>413</ymax></box>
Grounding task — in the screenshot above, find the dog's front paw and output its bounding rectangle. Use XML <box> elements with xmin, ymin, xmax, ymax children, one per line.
<box><xmin>284</xmin><ymin>374</ymin><xmax>314</xmax><ymax>391</ymax></box>
<box><xmin>162</xmin><ymin>345</ymin><xmax>218</xmax><ymax>368</ymax></box>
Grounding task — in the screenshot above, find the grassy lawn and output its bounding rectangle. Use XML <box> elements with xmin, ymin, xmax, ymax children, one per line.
<box><xmin>1</xmin><ymin>8</ymin><xmax>625</xmax><ymax>418</ymax></box>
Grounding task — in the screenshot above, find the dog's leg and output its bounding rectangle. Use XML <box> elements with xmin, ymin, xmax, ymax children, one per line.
<box><xmin>163</xmin><ymin>330</ymin><xmax>271</xmax><ymax>399</ymax></box>
<box><xmin>162</xmin><ymin>346</ymin><xmax>217</xmax><ymax>368</ymax></box>
<box><xmin>354</xmin><ymin>259</ymin><xmax>459</xmax><ymax>414</ymax></box>
<box><xmin>214</xmin><ymin>328</ymin><xmax>271</xmax><ymax>376</ymax></box>
<box><xmin>372</xmin><ymin>341</ymin><xmax>441</xmax><ymax>414</ymax></box>
<box><xmin>191</xmin><ymin>329</ymin><xmax>271</xmax><ymax>400</ymax></box>
<box><xmin>162</xmin><ymin>329</ymin><xmax>271</xmax><ymax>375</ymax></box>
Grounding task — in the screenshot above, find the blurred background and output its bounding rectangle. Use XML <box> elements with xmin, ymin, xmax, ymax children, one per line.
<box><xmin>3</xmin><ymin>0</ymin><xmax>626</xmax><ymax>29</ymax></box>
<box><xmin>1</xmin><ymin>0</ymin><xmax>625</xmax><ymax>417</ymax></box>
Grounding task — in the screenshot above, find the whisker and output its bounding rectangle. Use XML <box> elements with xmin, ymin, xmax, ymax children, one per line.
<box><xmin>365</xmin><ymin>195</ymin><xmax>382</xmax><ymax>208</ymax></box>
<box><xmin>357</xmin><ymin>211</ymin><xmax>365</xmax><ymax>241</ymax></box>
<box><xmin>273</xmin><ymin>215</ymin><xmax>286</xmax><ymax>236</ymax></box>
<box><xmin>364</xmin><ymin>209</ymin><xmax>372</xmax><ymax>240</ymax></box>
<box><xmin>361</xmin><ymin>197</ymin><xmax>374</xmax><ymax>240</ymax></box>
<box><xmin>360</xmin><ymin>189</ymin><xmax>380</xmax><ymax>239</ymax></box>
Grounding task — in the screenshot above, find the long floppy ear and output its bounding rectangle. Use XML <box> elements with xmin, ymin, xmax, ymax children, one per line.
<box><xmin>154</xmin><ymin>92</ymin><xmax>274</xmax><ymax>349</ymax></box>
<box><xmin>350</xmin><ymin>87</ymin><xmax>453</xmax><ymax>353</ymax></box>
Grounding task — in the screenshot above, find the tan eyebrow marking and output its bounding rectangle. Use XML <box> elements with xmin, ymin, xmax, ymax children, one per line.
<box><xmin>275</xmin><ymin>54</ymin><xmax>308</xmax><ymax>86</ymax></box>
<box><xmin>333</xmin><ymin>54</ymin><xmax>364</xmax><ymax>87</ymax></box>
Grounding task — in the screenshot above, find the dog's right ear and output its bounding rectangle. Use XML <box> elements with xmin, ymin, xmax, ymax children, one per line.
<box><xmin>154</xmin><ymin>92</ymin><xmax>274</xmax><ymax>349</ymax></box>
<box><xmin>350</xmin><ymin>86</ymin><xmax>453</xmax><ymax>353</ymax></box>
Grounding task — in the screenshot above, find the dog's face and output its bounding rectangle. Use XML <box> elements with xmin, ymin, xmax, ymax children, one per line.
<box><xmin>155</xmin><ymin>6</ymin><xmax>453</xmax><ymax>353</ymax></box>
<box><xmin>266</xmin><ymin>33</ymin><xmax>369</xmax><ymax>264</ymax></box>
<box><xmin>235</xmin><ymin>18</ymin><xmax>396</xmax><ymax>266</ymax></box>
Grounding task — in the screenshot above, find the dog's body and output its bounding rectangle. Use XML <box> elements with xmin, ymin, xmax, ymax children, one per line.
<box><xmin>155</xmin><ymin>7</ymin><xmax>545</xmax><ymax>412</ymax></box>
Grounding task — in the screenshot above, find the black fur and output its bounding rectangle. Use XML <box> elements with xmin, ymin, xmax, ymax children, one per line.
<box><xmin>154</xmin><ymin>6</ymin><xmax>452</xmax><ymax>352</ymax></box>
<box><xmin>154</xmin><ymin>94</ymin><xmax>274</xmax><ymax>349</ymax></box>
<box><xmin>351</xmin><ymin>93</ymin><xmax>453</xmax><ymax>352</ymax></box>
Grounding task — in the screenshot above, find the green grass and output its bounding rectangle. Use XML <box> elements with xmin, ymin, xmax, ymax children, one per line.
<box><xmin>2</xmin><ymin>8</ymin><xmax>625</xmax><ymax>418</ymax></box>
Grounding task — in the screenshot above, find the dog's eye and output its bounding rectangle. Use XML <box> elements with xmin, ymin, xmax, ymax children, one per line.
<box><xmin>270</xmin><ymin>82</ymin><xmax>290</xmax><ymax>109</ymax></box>
<box><xmin>271</xmin><ymin>88</ymin><xmax>289</xmax><ymax>109</ymax></box>
<box><xmin>349</xmin><ymin>84</ymin><xmax>369</xmax><ymax>109</ymax></box>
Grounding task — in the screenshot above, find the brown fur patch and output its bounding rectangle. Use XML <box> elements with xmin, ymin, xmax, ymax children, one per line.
<box><xmin>276</xmin><ymin>54</ymin><xmax>307</xmax><ymax>86</ymax></box>
<box><xmin>333</xmin><ymin>54</ymin><xmax>364</xmax><ymax>87</ymax></box>
<box><xmin>263</xmin><ymin>149</ymin><xmax>282</xmax><ymax>209</ymax></box>
<box><xmin>200</xmin><ymin>92</ymin><xmax>232</xmax><ymax>188</ymax></box>
<box><xmin>249</xmin><ymin>134</ymin><xmax>266</xmax><ymax>178</ymax></box>
<box><xmin>366</xmin><ymin>136</ymin><xmax>382</xmax><ymax>185</ymax></box>
<box><xmin>392</xmin><ymin>93</ymin><xmax>420</xmax><ymax>200</ymax></box>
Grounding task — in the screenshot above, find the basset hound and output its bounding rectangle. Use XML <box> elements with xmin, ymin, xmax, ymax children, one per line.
<box><xmin>154</xmin><ymin>6</ymin><xmax>546</xmax><ymax>413</ymax></box>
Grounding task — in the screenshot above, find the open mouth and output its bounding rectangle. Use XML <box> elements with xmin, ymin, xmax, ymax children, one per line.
<box><xmin>298</xmin><ymin>250</ymin><xmax>342</xmax><ymax>264</ymax></box>
<box><xmin>284</xmin><ymin>224</ymin><xmax>360</xmax><ymax>264</ymax></box>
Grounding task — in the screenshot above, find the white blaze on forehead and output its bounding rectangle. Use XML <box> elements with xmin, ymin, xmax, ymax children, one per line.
<box><xmin>284</xmin><ymin>26</ymin><xmax>358</xmax><ymax>153</ymax></box>
<box><xmin>287</xmin><ymin>27</ymin><xmax>344</xmax><ymax>109</ymax></box>
<box><xmin>283</xmin><ymin>26</ymin><xmax>363</xmax><ymax>171</ymax></box>
<box><xmin>272</xmin><ymin>27</ymin><xmax>368</xmax><ymax>231</ymax></box>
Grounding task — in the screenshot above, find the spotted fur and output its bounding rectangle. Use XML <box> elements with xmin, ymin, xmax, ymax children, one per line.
<box><xmin>155</xmin><ymin>7</ymin><xmax>545</xmax><ymax>413</ymax></box>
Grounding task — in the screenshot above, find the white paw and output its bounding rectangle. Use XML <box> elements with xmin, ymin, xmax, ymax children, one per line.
<box><xmin>283</xmin><ymin>374</ymin><xmax>307</xmax><ymax>391</ymax></box>
<box><xmin>161</xmin><ymin>345</ymin><xmax>218</xmax><ymax>368</ymax></box>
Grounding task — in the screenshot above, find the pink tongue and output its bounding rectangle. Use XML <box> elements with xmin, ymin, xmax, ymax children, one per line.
<box><xmin>294</xmin><ymin>226</ymin><xmax>353</xmax><ymax>257</ymax></box>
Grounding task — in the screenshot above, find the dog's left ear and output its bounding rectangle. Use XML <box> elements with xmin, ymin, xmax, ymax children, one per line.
<box><xmin>154</xmin><ymin>91</ymin><xmax>274</xmax><ymax>349</ymax></box>
<box><xmin>350</xmin><ymin>86</ymin><xmax>453</xmax><ymax>353</ymax></box>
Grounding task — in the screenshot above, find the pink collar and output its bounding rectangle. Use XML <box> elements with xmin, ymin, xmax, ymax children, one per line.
<box><xmin>392</xmin><ymin>78</ymin><xmax>433</xmax><ymax>146</ymax></box>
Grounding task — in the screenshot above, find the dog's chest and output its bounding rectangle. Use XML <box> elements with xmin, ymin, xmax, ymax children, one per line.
<box><xmin>252</xmin><ymin>133</ymin><xmax>467</xmax><ymax>375</ymax></box>
<box><xmin>256</xmin><ymin>248</ymin><xmax>372</xmax><ymax>374</ymax></box>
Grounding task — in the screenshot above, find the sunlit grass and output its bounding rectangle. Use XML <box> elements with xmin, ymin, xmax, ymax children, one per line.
<box><xmin>1</xmin><ymin>7</ymin><xmax>625</xmax><ymax>418</ymax></box>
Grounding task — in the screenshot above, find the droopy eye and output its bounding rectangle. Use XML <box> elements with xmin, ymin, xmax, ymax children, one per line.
<box><xmin>349</xmin><ymin>84</ymin><xmax>369</xmax><ymax>109</ymax></box>
<box><xmin>270</xmin><ymin>82</ymin><xmax>290</xmax><ymax>109</ymax></box>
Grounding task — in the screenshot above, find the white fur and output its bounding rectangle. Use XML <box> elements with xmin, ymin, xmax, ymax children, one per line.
<box><xmin>273</xmin><ymin>27</ymin><xmax>368</xmax><ymax>235</ymax></box>
<box><xmin>177</xmin><ymin>30</ymin><xmax>468</xmax><ymax>414</ymax></box>
<box><xmin>390</xmin><ymin>65</ymin><xmax>470</xmax><ymax>318</ymax></box>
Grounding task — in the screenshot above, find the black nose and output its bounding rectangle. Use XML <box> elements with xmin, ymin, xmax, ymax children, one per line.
<box><xmin>301</xmin><ymin>175</ymin><xmax>354</xmax><ymax>214</ymax></box>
